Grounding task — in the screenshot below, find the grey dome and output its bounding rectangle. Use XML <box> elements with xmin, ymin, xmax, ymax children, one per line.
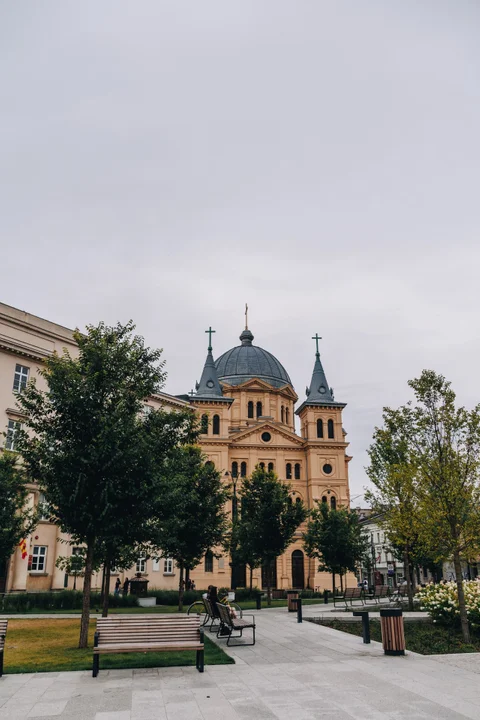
<box><xmin>215</xmin><ymin>328</ymin><xmax>293</xmax><ymax>389</ymax></box>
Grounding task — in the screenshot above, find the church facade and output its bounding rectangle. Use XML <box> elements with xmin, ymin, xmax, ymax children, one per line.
<box><xmin>189</xmin><ymin>322</ymin><xmax>352</xmax><ymax>591</ymax></box>
<box><xmin>0</xmin><ymin>302</ymin><xmax>352</xmax><ymax>593</ymax></box>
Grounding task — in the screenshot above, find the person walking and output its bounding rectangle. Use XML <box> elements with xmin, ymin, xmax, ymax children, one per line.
<box><xmin>123</xmin><ymin>577</ymin><xmax>130</xmax><ymax>595</ymax></box>
<box><xmin>114</xmin><ymin>578</ymin><xmax>121</xmax><ymax>596</ymax></box>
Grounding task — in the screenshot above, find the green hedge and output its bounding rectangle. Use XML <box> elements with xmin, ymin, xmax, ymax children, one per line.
<box><xmin>1</xmin><ymin>591</ymin><xmax>139</xmax><ymax>612</ymax></box>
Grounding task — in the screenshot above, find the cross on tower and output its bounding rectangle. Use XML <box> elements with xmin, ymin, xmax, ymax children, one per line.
<box><xmin>312</xmin><ymin>333</ymin><xmax>322</xmax><ymax>356</ymax></box>
<box><xmin>205</xmin><ymin>326</ymin><xmax>216</xmax><ymax>351</ymax></box>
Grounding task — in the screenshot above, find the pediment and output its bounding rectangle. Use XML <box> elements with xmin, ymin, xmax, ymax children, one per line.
<box><xmin>229</xmin><ymin>421</ymin><xmax>305</xmax><ymax>448</ymax></box>
<box><xmin>221</xmin><ymin>378</ymin><xmax>298</xmax><ymax>400</ymax></box>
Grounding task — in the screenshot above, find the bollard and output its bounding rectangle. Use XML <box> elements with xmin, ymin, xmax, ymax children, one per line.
<box><xmin>380</xmin><ymin>608</ymin><xmax>405</xmax><ymax>656</ymax></box>
<box><xmin>353</xmin><ymin>610</ymin><xmax>370</xmax><ymax>644</ymax></box>
<box><xmin>292</xmin><ymin>597</ymin><xmax>302</xmax><ymax>623</ymax></box>
<box><xmin>323</xmin><ymin>589</ymin><xmax>329</xmax><ymax>604</ymax></box>
<box><xmin>256</xmin><ymin>594</ymin><xmax>262</xmax><ymax>610</ymax></box>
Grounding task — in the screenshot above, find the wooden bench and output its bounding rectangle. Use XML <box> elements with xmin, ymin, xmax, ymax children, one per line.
<box><xmin>390</xmin><ymin>585</ymin><xmax>408</xmax><ymax>603</ymax></box>
<box><xmin>203</xmin><ymin>596</ymin><xmax>221</xmax><ymax>632</ymax></box>
<box><xmin>216</xmin><ymin>603</ymin><xmax>256</xmax><ymax>647</ymax></box>
<box><xmin>333</xmin><ymin>587</ymin><xmax>364</xmax><ymax>609</ymax></box>
<box><xmin>365</xmin><ymin>585</ymin><xmax>390</xmax><ymax>605</ymax></box>
<box><xmin>0</xmin><ymin>620</ymin><xmax>7</xmax><ymax>677</ymax></box>
<box><xmin>93</xmin><ymin>615</ymin><xmax>204</xmax><ymax>677</ymax></box>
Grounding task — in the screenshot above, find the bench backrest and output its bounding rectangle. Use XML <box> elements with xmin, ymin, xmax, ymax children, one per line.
<box><xmin>96</xmin><ymin>615</ymin><xmax>201</xmax><ymax>646</ymax></box>
<box><xmin>0</xmin><ymin>620</ymin><xmax>7</xmax><ymax>651</ymax></box>
<box><xmin>345</xmin><ymin>588</ymin><xmax>362</xmax><ymax>599</ymax></box>
<box><xmin>203</xmin><ymin>596</ymin><xmax>220</xmax><ymax>619</ymax></box>
<box><xmin>216</xmin><ymin>602</ymin><xmax>233</xmax><ymax>627</ymax></box>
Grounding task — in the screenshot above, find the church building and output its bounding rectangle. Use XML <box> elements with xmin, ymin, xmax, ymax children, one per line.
<box><xmin>189</xmin><ymin>319</ymin><xmax>352</xmax><ymax>591</ymax></box>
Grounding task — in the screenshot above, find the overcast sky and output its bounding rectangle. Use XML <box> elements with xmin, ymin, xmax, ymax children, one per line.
<box><xmin>1</xmin><ymin>1</ymin><xmax>479</xmax><ymax>502</ymax></box>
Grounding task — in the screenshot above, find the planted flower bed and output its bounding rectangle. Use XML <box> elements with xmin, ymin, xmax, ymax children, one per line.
<box><xmin>415</xmin><ymin>581</ymin><xmax>480</xmax><ymax>628</ymax></box>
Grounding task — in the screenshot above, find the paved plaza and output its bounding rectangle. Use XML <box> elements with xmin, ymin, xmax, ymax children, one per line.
<box><xmin>1</xmin><ymin>605</ymin><xmax>480</xmax><ymax>719</ymax></box>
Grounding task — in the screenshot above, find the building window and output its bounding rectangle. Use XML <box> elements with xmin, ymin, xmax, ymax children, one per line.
<box><xmin>317</xmin><ymin>419</ymin><xmax>323</xmax><ymax>438</ymax></box>
<box><xmin>152</xmin><ymin>558</ymin><xmax>160</xmax><ymax>571</ymax></box>
<box><xmin>328</xmin><ymin>419</ymin><xmax>334</xmax><ymax>439</ymax></box>
<box><xmin>248</xmin><ymin>401</ymin><xmax>254</xmax><ymax>419</ymax></box>
<box><xmin>261</xmin><ymin>431</ymin><xmax>271</xmax><ymax>443</ymax></box>
<box><xmin>136</xmin><ymin>555</ymin><xmax>146</xmax><ymax>573</ymax></box>
<box><xmin>31</xmin><ymin>545</ymin><xmax>47</xmax><ymax>572</ymax></box>
<box><xmin>285</xmin><ymin>407</ymin><xmax>289</xmax><ymax>425</ymax></box>
<box><xmin>322</xmin><ymin>496</ymin><xmax>327</xmax><ymax>504</ymax></box>
<box><xmin>231</xmin><ymin>461</ymin><xmax>238</xmax><ymax>478</ymax></box>
<box><xmin>256</xmin><ymin>401</ymin><xmax>262</xmax><ymax>418</ymax></box>
<box><xmin>268</xmin><ymin>462</ymin><xmax>274</xmax><ymax>472</ymax></box>
<box><xmin>201</xmin><ymin>414</ymin><xmax>209</xmax><ymax>434</ymax></box>
<box><xmin>218</xmin><ymin>557</ymin><xmax>225</xmax><ymax>569</ymax></box>
<box><xmin>294</xmin><ymin>463</ymin><xmax>301</xmax><ymax>480</ymax></box>
<box><xmin>259</xmin><ymin>462</ymin><xmax>265</xmax><ymax>471</ymax></box>
<box><xmin>205</xmin><ymin>550</ymin><xmax>213</xmax><ymax>573</ymax></box>
<box><xmin>212</xmin><ymin>414</ymin><xmax>220</xmax><ymax>435</ymax></box>
<box><xmin>281</xmin><ymin>405</ymin><xmax>285</xmax><ymax>423</ymax></box>
<box><xmin>164</xmin><ymin>558</ymin><xmax>174</xmax><ymax>574</ymax></box>
<box><xmin>286</xmin><ymin>463</ymin><xmax>292</xmax><ymax>479</ymax></box>
<box><xmin>330</xmin><ymin>496</ymin><xmax>336</xmax><ymax>510</ymax></box>
<box><xmin>296</xmin><ymin>497</ymin><xmax>302</xmax><ymax>504</ymax></box>
<box><xmin>323</xmin><ymin>463</ymin><xmax>333</xmax><ymax>475</ymax></box>
<box><xmin>240</xmin><ymin>462</ymin><xmax>247</xmax><ymax>477</ymax></box>
<box><xmin>5</xmin><ymin>419</ymin><xmax>21</xmax><ymax>451</ymax></box>
<box><xmin>13</xmin><ymin>364</ymin><xmax>29</xmax><ymax>392</ymax></box>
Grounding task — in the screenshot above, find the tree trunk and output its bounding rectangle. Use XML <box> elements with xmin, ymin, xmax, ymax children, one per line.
<box><xmin>178</xmin><ymin>563</ymin><xmax>184</xmax><ymax>612</ymax></box>
<box><xmin>453</xmin><ymin>550</ymin><xmax>470</xmax><ymax>643</ymax></box>
<box><xmin>102</xmin><ymin>560</ymin><xmax>111</xmax><ymax>617</ymax></box>
<box><xmin>73</xmin><ymin>574</ymin><xmax>77</xmax><ymax>591</ymax></box>
<box><xmin>249</xmin><ymin>565</ymin><xmax>253</xmax><ymax>592</ymax></box>
<box><xmin>100</xmin><ymin>564</ymin><xmax>106</xmax><ymax>604</ymax></box>
<box><xmin>404</xmin><ymin>550</ymin><xmax>414</xmax><ymax>611</ymax></box>
<box><xmin>185</xmin><ymin>567</ymin><xmax>190</xmax><ymax>590</ymax></box>
<box><xmin>266</xmin><ymin>560</ymin><xmax>272</xmax><ymax>607</ymax></box>
<box><xmin>332</xmin><ymin>571</ymin><xmax>336</xmax><ymax>595</ymax></box>
<box><xmin>340</xmin><ymin>573</ymin><xmax>344</xmax><ymax>592</ymax></box>
<box><xmin>79</xmin><ymin>540</ymin><xmax>95</xmax><ymax>649</ymax></box>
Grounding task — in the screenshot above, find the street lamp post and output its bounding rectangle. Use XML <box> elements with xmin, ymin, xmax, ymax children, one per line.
<box><xmin>225</xmin><ymin>470</ymin><xmax>238</xmax><ymax>590</ymax></box>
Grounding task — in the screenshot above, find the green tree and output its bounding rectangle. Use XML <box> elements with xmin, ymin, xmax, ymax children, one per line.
<box><xmin>151</xmin><ymin>446</ymin><xmax>230</xmax><ymax>611</ymax></box>
<box><xmin>237</xmin><ymin>466</ymin><xmax>307</xmax><ymax>606</ymax></box>
<box><xmin>16</xmin><ymin>321</ymin><xmax>196</xmax><ymax>647</ymax></box>
<box><xmin>365</xmin><ymin>424</ymin><xmax>420</xmax><ymax>610</ymax></box>
<box><xmin>55</xmin><ymin>550</ymin><xmax>86</xmax><ymax>591</ymax></box>
<box><xmin>370</xmin><ymin>370</ymin><xmax>480</xmax><ymax>643</ymax></box>
<box><xmin>303</xmin><ymin>501</ymin><xmax>369</xmax><ymax>594</ymax></box>
<box><xmin>0</xmin><ymin>453</ymin><xmax>37</xmax><ymax>572</ymax></box>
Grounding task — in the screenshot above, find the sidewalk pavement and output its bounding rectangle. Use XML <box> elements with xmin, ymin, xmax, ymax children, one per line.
<box><xmin>1</xmin><ymin>603</ymin><xmax>480</xmax><ymax>719</ymax></box>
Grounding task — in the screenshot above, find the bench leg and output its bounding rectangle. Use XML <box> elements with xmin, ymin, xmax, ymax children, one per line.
<box><xmin>0</xmin><ymin>650</ymin><xmax>3</xmax><ymax>678</ymax></box>
<box><xmin>226</xmin><ymin>626</ymin><xmax>255</xmax><ymax>647</ymax></box>
<box><xmin>196</xmin><ymin>648</ymin><xmax>204</xmax><ymax>673</ymax></box>
<box><xmin>92</xmin><ymin>653</ymin><xmax>99</xmax><ymax>678</ymax></box>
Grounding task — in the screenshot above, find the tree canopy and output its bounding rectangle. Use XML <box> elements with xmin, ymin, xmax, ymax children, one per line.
<box><xmin>0</xmin><ymin>453</ymin><xmax>37</xmax><ymax>570</ymax></box>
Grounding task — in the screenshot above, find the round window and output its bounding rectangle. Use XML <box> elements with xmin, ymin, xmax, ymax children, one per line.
<box><xmin>323</xmin><ymin>463</ymin><xmax>333</xmax><ymax>475</ymax></box>
<box><xmin>261</xmin><ymin>431</ymin><xmax>272</xmax><ymax>443</ymax></box>
<box><xmin>318</xmin><ymin>385</ymin><xmax>327</xmax><ymax>394</ymax></box>
<box><xmin>206</xmin><ymin>380</ymin><xmax>214</xmax><ymax>388</ymax></box>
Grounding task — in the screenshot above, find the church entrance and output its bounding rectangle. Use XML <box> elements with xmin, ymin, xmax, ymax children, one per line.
<box><xmin>291</xmin><ymin>550</ymin><xmax>305</xmax><ymax>589</ymax></box>
<box><xmin>262</xmin><ymin>561</ymin><xmax>277</xmax><ymax>590</ymax></box>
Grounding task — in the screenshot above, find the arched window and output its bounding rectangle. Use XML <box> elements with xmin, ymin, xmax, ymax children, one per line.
<box><xmin>268</xmin><ymin>462</ymin><xmax>274</xmax><ymax>473</ymax></box>
<box><xmin>294</xmin><ymin>463</ymin><xmax>301</xmax><ymax>480</ymax></box>
<box><xmin>317</xmin><ymin>419</ymin><xmax>323</xmax><ymax>438</ymax></box>
<box><xmin>248</xmin><ymin>401</ymin><xmax>254</xmax><ymax>419</ymax></box>
<box><xmin>281</xmin><ymin>405</ymin><xmax>285</xmax><ymax>423</ymax></box>
<box><xmin>201</xmin><ymin>414</ymin><xmax>209</xmax><ymax>434</ymax></box>
<box><xmin>285</xmin><ymin>407</ymin><xmax>289</xmax><ymax>425</ymax></box>
<box><xmin>295</xmin><ymin>497</ymin><xmax>302</xmax><ymax>504</ymax></box>
<box><xmin>240</xmin><ymin>461</ymin><xmax>247</xmax><ymax>477</ymax></box>
<box><xmin>328</xmin><ymin>419</ymin><xmax>334</xmax><ymax>439</ymax></box>
<box><xmin>256</xmin><ymin>401</ymin><xmax>262</xmax><ymax>418</ymax></box>
<box><xmin>287</xmin><ymin>496</ymin><xmax>293</xmax><ymax>505</ymax></box>
<box><xmin>213</xmin><ymin>414</ymin><xmax>220</xmax><ymax>435</ymax></box>
<box><xmin>231</xmin><ymin>462</ymin><xmax>238</xmax><ymax>478</ymax></box>
<box><xmin>330</xmin><ymin>496</ymin><xmax>336</xmax><ymax>510</ymax></box>
<box><xmin>322</xmin><ymin>496</ymin><xmax>327</xmax><ymax>504</ymax></box>
<box><xmin>286</xmin><ymin>463</ymin><xmax>292</xmax><ymax>479</ymax></box>
<box><xmin>205</xmin><ymin>550</ymin><xmax>213</xmax><ymax>573</ymax></box>
<box><xmin>259</xmin><ymin>462</ymin><xmax>265</xmax><ymax>471</ymax></box>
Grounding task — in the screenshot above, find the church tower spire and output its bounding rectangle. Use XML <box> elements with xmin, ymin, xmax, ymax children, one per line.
<box><xmin>296</xmin><ymin>334</ymin><xmax>345</xmax><ymax>415</ymax></box>
<box><xmin>194</xmin><ymin>326</ymin><xmax>225</xmax><ymax>399</ymax></box>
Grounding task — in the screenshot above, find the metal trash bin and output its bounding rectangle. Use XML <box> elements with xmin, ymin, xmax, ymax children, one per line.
<box><xmin>380</xmin><ymin>608</ymin><xmax>405</xmax><ymax>655</ymax></box>
<box><xmin>287</xmin><ymin>590</ymin><xmax>299</xmax><ymax>612</ymax></box>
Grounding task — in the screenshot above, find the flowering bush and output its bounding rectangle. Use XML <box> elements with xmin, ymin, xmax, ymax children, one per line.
<box><xmin>415</xmin><ymin>580</ymin><xmax>480</xmax><ymax>628</ymax></box>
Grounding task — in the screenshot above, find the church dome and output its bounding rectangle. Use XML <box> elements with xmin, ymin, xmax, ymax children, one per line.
<box><xmin>215</xmin><ymin>328</ymin><xmax>293</xmax><ymax>389</ymax></box>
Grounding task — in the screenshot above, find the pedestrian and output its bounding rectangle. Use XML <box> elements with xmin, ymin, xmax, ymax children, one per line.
<box><xmin>186</xmin><ymin>578</ymin><xmax>191</xmax><ymax>591</ymax></box>
<box><xmin>191</xmin><ymin>580</ymin><xmax>196</xmax><ymax>591</ymax></box>
<box><xmin>114</xmin><ymin>578</ymin><xmax>121</xmax><ymax>596</ymax></box>
<box><xmin>123</xmin><ymin>577</ymin><xmax>130</xmax><ymax>595</ymax></box>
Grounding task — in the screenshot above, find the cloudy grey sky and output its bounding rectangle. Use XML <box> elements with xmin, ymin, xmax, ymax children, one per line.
<box><xmin>1</xmin><ymin>1</ymin><xmax>479</xmax><ymax>501</ymax></box>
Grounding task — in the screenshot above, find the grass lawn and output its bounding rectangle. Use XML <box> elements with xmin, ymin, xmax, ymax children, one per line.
<box><xmin>3</xmin><ymin>619</ymin><xmax>234</xmax><ymax>674</ymax></box>
<box><xmin>315</xmin><ymin>618</ymin><xmax>480</xmax><ymax>655</ymax></box>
